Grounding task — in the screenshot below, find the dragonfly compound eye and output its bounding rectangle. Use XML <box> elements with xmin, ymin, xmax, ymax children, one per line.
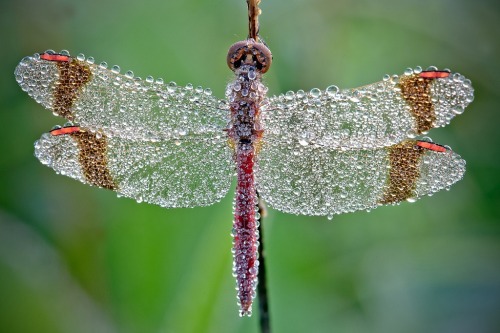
<box><xmin>227</xmin><ymin>39</ymin><xmax>272</xmax><ymax>73</ymax></box>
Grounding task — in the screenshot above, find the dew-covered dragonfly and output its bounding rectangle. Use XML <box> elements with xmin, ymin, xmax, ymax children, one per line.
<box><xmin>15</xmin><ymin>24</ymin><xmax>473</xmax><ymax>317</ymax></box>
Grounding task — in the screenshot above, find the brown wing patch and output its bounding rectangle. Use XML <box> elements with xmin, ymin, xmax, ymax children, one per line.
<box><xmin>398</xmin><ymin>74</ymin><xmax>437</xmax><ymax>134</ymax></box>
<box><xmin>69</xmin><ymin>131</ymin><xmax>117</xmax><ymax>190</ymax></box>
<box><xmin>54</xmin><ymin>59</ymin><xmax>92</xmax><ymax>120</ymax></box>
<box><xmin>380</xmin><ymin>140</ymin><xmax>425</xmax><ymax>204</ymax></box>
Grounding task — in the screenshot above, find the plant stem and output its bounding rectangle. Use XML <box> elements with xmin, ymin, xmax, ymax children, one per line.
<box><xmin>257</xmin><ymin>193</ymin><xmax>270</xmax><ymax>333</ymax></box>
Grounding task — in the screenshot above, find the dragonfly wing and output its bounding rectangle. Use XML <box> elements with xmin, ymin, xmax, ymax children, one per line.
<box><xmin>35</xmin><ymin>129</ymin><xmax>234</xmax><ymax>208</ymax></box>
<box><xmin>256</xmin><ymin>139</ymin><xmax>465</xmax><ymax>216</ymax></box>
<box><xmin>263</xmin><ymin>68</ymin><xmax>473</xmax><ymax>149</ymax></box>
<box><xmin>15</xmin><ymin>52</ymin><xmax>228</xmax><ymax>140</ymax></box>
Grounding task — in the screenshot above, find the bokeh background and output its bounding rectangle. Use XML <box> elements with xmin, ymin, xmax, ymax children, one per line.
<box><xmin>1</xmin><ymin>0</ymin><xmax>499</xmax><ymax>332</ymax></box>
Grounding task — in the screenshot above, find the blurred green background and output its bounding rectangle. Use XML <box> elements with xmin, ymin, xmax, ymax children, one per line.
<box><xmin>1</xmin><ymin>0</ymin><xmax>499</xmax><ymax>332</ymax></box>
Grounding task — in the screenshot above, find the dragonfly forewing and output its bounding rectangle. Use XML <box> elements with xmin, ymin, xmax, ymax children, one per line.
<box><xmin>35</xmin><ymin>129</ymin><xmax>234</xmax><ymax>208</ymax></box>
<box><xmin>15</xmin><ymin>52</ymin><xmax>229</xmax><ymax>141</ymax></box>
<box><xmin>263</xmin><ymin>68</ymin><xmax>473</xmax><ymax>149</ymax></box>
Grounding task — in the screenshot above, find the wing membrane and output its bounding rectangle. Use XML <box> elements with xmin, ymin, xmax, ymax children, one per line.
<box><xmin>263</xmin><ymin>68</ymin><xmax>473</xmax><ymax>149</ymax></box>
<box><xmin>35</xmin><ymin>130</ymin><xmax>233</xmax><ymax>208</ymax></box>
<box><xmin>256</xmin><ymin>139</ymin><xmax>465</xmax><ymax>216</ymax></box>
<box><xmin>15</xmin><ymin>53</ymin><xmax>228</xmax><ymax>141</ymax></box>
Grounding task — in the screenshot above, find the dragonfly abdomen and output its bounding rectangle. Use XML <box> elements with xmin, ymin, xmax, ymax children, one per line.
<box><xmin>232</xmin><ymin>142</ymin><xmax>259</xmax><ymax>317</ymax></box>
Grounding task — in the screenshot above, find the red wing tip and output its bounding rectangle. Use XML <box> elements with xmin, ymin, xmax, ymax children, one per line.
<box><xmin>419</xmin><ymin>70</ymin><xmax>450</xmax><ymax>79</ymax></box>
<box><xmin>416</xmin><ymin>141</ymin><xmax>448</xmax><ymax>152</ymax></box>
<box><xmin>50</xmin><ymin>126</ymin><xmax>81</xmax><ymax>136</ymax></box>
<box><xmin>40</xmin><ymin>53</ymin><xmax>71</xmax><ymax>62</ymax></box>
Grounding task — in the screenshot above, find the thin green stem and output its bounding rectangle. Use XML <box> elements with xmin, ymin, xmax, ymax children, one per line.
<box><xmin>257</xmin><ymin>193</ymin><xmax>270</xmax><ymax>333</ymax></box>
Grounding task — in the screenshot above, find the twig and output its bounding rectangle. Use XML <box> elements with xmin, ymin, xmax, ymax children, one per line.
<box><xmin>247</xmin><ymin>0</ymin><xmax>261</xmax><ymax>41</ymax></box>
<box><xmin>257</xmin><ymin>192</ymin><xmax>270</xmax><ymax>333</ymax></box>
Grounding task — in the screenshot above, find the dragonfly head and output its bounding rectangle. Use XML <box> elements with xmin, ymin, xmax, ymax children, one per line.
<box><xmin>227</xmin><ymin>39</ymin><xmax>272</xmax><ymax>74</ymax></box>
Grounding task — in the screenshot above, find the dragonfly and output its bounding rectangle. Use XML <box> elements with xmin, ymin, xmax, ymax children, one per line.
<box><xmin>14</xmin><ymin>2</ymin><xmax>473</xmax><ymax>318</ymax></box>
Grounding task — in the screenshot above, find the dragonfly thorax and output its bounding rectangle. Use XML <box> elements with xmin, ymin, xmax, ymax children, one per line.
<box><xmin>226</xmin><ymin>63</ymin><xmax>267</xmax><ymax>145</ymax></box>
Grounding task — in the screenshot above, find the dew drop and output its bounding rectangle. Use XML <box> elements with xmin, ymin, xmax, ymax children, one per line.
<box><xmin>21</xmin><ymin>55</ymin><xmax>32</xmax><ymax>64</ymax></box>
<box><xmin>248</xmin><ymin>69</ymin><xmax>257</xmax><ymax>80</ymax></box>
<box><xmin>167</xmin><ymin>81</ymin><xmax>177</xmax><ymax>92</ymax></box>
<box><xmin>111</xmin><ymin>65</ymin><xmax>121</xmax><ymax>73</ymax></box>
<box><xmin>298</xmin><ymin>139</ymin><xmax>308</xmax><ymax>146</ymax></box>
<box><xmin>99</xmin><ymin>61</ymin><xmax>108</xmax><ymax>69</ymax></box>
<box><xmin>326</xmin><ymin>85</ymin><xmax>339</xmax><ymax>96</ymax></box>
<box><xmin>407</xmin><ymin>129</ymin><xmax>417</xmax><ymax>139</ymax></box>
<box><xmin>76</xmin><ymin>53</ymin><xmax>85</xmax><ymax>61</ymax></box>
<box><xmin>349</xmin><ymin>94</ymin><xmax>360</xmax><ymax>103</ymax></box>
<box><xmin>452</xmin><ymin>105</ymin><xmax>464</xmax><ymax>115</ymax></box>
<box><xmin>454</xmin><ymin>73</ymin><xmax>465</xmax><ymax>82</ymax></box>
<box><xmin>309</xmin><ymin>88</ymin><xmax>321</xmax><ymax>98</ymax></box>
